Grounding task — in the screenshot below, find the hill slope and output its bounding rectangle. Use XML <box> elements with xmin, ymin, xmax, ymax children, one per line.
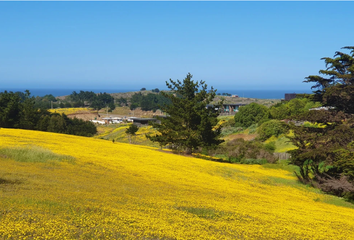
<box><xmin>0</xmin><ymin>129</ymin><xmax>353</xmax><ymax>239</ymax></box>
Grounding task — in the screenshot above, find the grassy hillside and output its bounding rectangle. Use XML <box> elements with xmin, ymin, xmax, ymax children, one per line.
<box><xmin>0</xmin><ymin>129</ymin><xmax>353</xmax><ymax>239</ymax></box>
<box><xmin>95</xmin><ymin>124</ymin><xmax>160</xmax><ymax>147</ymax></box>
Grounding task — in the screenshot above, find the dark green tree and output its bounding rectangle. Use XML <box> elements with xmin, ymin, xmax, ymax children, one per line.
<box><xmin>288</xmin><ymin>46</ymin><xmax>354</xmax><ymax>201</ymax></box>
<box><xmin>0</xmin><ymin>90</ymin><xmax>97</xmax><ymax>137</ymax></box>
<box><xmin>125</xmin><ymin>124</ymin><xmax>139</xmax><ymax>143</ymax></box>
<box><xmin>0</xmin><ymin>91</ymin><xmax>22</xmax><ymax>128</ymax></box>
<box><xmin>304</xmin><ymin>46</ymin><xmax>354</xmax><ymax>113</ymax></box>
<box><xmin>18</xmin><ymin>90</ymin><xmax>37</xmax><ymax>129</ymax></box>
<box><xmin>117</xmin><ymin>97</ymin><xmax>128</xmax><ymax>106</ymax></box>
<box><xmin>146</xmin><ymin>73</ymin><xmax>223</xmax><ymax>154</ymax></box>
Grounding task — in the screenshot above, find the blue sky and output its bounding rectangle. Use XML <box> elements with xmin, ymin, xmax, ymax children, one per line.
<box><xmin>0</xmin><ymin>1</ymin><xmax>353</xmax><ymax>91</ymax></box>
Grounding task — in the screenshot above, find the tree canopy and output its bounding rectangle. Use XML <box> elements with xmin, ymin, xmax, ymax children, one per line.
<box><xmin>129</xmin><ymin>92</ymin><xmax>171</xmax><ymax>112</ymax></box>
<box><xmin>288</xmin><ymin>46</ymin><xmax>354</xmax><ymax>202</ymax></box>
<box><xmin>304</xmin><ymin>46</ymin><xmax>354</xmax><ymax>113</ymax></box>
<box><xmin>147</xmin><ymin>73</ymin><xmax>224</xmax><ymax>153</ymax></box>
<box><xmin>68</xmin><ymin>91</ymin><xmax>115</xmax><ymax>112</ymax></box>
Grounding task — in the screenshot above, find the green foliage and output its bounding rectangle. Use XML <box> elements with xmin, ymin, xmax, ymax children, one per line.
<box><xmin>211</xmin><ymin>138</ymin><xmax>276</xmax><ymax>164</ymax></box>
<box><xmin>240</xmin><ymin>158</ymin><xmax>268</xmax><ymax>165</ymax></box>
<box><xmin>227</xmin><ymin>138</ymin><xmax>276</xmax><ymax>163</ymax></box>
<box><xmin>335</xmin><ymin>141</ymin><xmax>354</xmax><ymax>181</ymax></box>
<box><xmin>0</xmin><ymin>90</ymin><xmax>97</xmax><ymax>137</ymax></box>
<box><xmin>0</xmin><ymin>91</ymin><xmax>22</xmax><ymax>128</ymax></box>
<box><xmin>47</xmin><ymin>114</ymin><xmax>67</xmax><ymax>133</ymax></box>
<box><xmin>264</xmin><ymin>141</ymin><xmax>276</xmax><ymax>152</ymax></box>
<box><xmin>125</xmin><ymin>124</ymin><xmax>139</xmax><ymax>135</ymax></box>
<box><xmin>269</xmin><ymin>98</ymin><xmax>321</xmax><ymax>120</ymax></box>
<box><xmin>68</xmin><ymin>91</ymin><xmax>115</xmax><ymax>112</ymax></box>
<box><xmin>220</xmin><ymin>117</ymin><xmax>241</xmax><ymax>136</ymax></box>
<box><xmin>147</xmin><ymin>73</ymin><xmax>224</xmax><ymax>153</ymax></box>
<box><xmin>129</xmin><ymin>92</ymin><xmax>171</xmax><ymax>112</ymax></box>
<box><xmin>125</xmin><ymin>124</ymin><xmax>139</xmax><ymax>143</ymax></box>
<box><xmin>117</xmin><ymin>97</ymin><xmax>128</xmax><ymax>106</ymax></box>
<box><xmin>247</xmin><ymin>123</ymin><xmax>258</xmax><ymax>134</ymax></box>
<box><xmin>69</xmin><ymin>90</ymin><xmax>96</xmax><ymax>104</ymax></box>
<box><xmin>33</xmin><ymin>94</ymin><xmax>58</xmax><ymax>109</ymax></box>
<box><xmin>288</xmin><ymin>46</ymin><xmax>354</xmax><ymax>202</ymax></box>
<box><xmin>65</xmin><ymin>116</ymin><xmax>97</xmax><ymax>137</ymax></box>
<box><xmin>234</xmin><ymin>103</ymin><xmax>269</xmax><ymax>128</ymax></box>
<box><xmin>304</xmin><ymin>46</ymin><xmax>354</xmax><ymax>114</ymax></box>
<box><xmin>257</xmin><ymin>120</ymin><xmax>288</xmax><ymax>141</ymax></box>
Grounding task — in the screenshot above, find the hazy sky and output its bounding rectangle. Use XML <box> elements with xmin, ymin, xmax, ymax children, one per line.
<box><xmin>0</xmin><ymin>1</ymin><xmax>353</xmax><ymax>91</ymax></box>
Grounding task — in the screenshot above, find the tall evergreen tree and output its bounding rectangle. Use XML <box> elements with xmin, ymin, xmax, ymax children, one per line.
<box><xmin>147</xmin><ymin>73</ymin><xmax>224</xmax><ymax>154</ymax></box>
<box><xmin>288</xmin><ymin>46</ymin><xmax>354</xmax><ymax>201</ymax></box>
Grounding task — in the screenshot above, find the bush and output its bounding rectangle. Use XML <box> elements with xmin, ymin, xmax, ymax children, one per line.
<box><xmin>264</xmin><ymin>141</ymin><xmax>276</xmax><ymax>152</ymax></box>
<box><xmin>257</xmin><ymin>120</ymin><xmax>288</xmax><ymax>141</ymax></box>
<box><xmin>225</xmin><ymin>138</ymin><xmax>276</xmax><ymax>164</ymax></box>
<box><xmin>234</xmin><ymin>103</ymin><xmax>269</xmax><ymax>128</ymax></box>
<box><xmin>269</xmin><ymin>98</ymin><xmax>321</xmax><ymax>120</ymax></box>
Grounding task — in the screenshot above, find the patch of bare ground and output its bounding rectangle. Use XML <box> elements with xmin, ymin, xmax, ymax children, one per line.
<box><xmin>66</xmin><ymin>107</ymin><xmax>166</xmax><ymax>122</ymax></box>
<box><xmin>67</xmin><ymin>111</ymin><xmax>99</xmax><ymax>121</ymax></box>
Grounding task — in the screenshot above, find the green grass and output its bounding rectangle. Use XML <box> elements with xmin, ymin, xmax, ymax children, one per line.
<box><xmin>262</xmin><ymin>160</ymin><xmax>299</xmax><ymax>173</ymax></box>
<box><xmin>264</xmin><ymin>133</ymin><xmax>296</xmax><ymax>153</ymax></box>
<box><xmin>261</xmin><ymin>161</ymin><xmax>354</xmax><ymax>209</ymax></box>
<box><xmin>0</xmin><ymin>146</ymin><xmax>75</xmax><ymax>164</ymax></box>
<box><xmin>322</xmin><ymin>195</ymin><xmax>354</xmax><ymax>209</ymax></box>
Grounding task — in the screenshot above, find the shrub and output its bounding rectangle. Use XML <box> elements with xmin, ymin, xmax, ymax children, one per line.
<box><xmin>225</xmin><ymin>138</ymin><xmax>277</xmax><ymax>164</ymax></box>
<box><xmin>257</xmin><ymin>120</ymin><xmax>288</xmax><ymax>141</ymax></box>
<box><xmin>264</xmin><ymin>141</ymin><xmax>276</xmax><ymax>152</ymax></box>
<box><xmin>234</xmin><ymin>103</ymin><xmax>269</xmax><ymax>128</ymax></box>
<box><xmin>248</xmin><ymin>124</ymin><xmax>258</xmax><ymax>134</ymax></box>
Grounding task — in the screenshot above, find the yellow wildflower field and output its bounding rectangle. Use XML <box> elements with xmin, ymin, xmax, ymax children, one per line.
<box><xmin>0</xmin><ymin>128</ymin><xmax>354</xmax><ymax>239</ymax></box>
<box><xmin>48</xmin><ymin>107</ymin><xmax>91</xmax><ymax>115</ymax></box>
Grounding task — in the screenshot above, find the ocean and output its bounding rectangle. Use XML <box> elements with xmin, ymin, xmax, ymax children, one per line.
<box><xmin>0</xmin><ymin>88</ymin><xmax>314</xmax><ymax>100</ymax></box>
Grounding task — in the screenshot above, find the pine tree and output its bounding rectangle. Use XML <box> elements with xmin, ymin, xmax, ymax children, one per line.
<box><xmin>147</xmin><ymin>73</ymin><xmax>224</xmax><ymax>154</ymax></box>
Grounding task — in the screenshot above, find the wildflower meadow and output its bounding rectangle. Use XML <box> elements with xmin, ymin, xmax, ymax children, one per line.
<box><xmin>0</xmin><ymin>128</ymin><xmax>353</xmax><ymax>239</ymax></box>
